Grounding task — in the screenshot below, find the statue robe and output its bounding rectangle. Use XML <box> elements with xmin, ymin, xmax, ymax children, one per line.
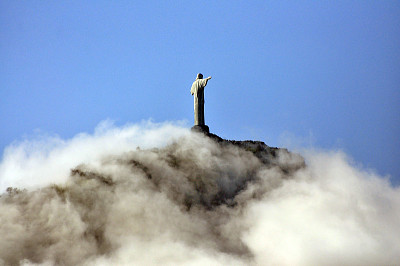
<box><xmin>191</xmin><ymin>78</ymin><xmax>209</xmax><ymax>126</ymax></box>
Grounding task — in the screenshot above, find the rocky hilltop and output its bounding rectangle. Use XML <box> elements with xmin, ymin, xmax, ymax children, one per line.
<box><xmin>68</xmin><ymin>130</ymin><xmax>305</xmax><ymax>210</ymax></box>
<box><xmin>206</xmin><ymin>131</ymin><xmax>305</xmax><ymax>174</ymax></box>
<box><xmin>0</xmin><ymin>130</ymin><xmax>305</xmax><ymax>265</ymax></box>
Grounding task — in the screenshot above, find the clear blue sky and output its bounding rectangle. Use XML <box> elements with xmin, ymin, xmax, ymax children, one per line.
<box><xmin>1</xmin><ymin>1</ymin><xmax>399</xmax><ymax>184</ymax></box>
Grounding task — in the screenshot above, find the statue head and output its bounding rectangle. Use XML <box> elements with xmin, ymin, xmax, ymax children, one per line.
<box><xmin>197</xmin><ymin>73</ymin><xmax>203</xmax><ymax>79</ymax></box>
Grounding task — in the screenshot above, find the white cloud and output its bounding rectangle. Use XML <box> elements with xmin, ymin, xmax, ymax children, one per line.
<box><xmin>0</xmin><ymin>121</ymin><xmax>399</xmax><ymax>265</ymax></box>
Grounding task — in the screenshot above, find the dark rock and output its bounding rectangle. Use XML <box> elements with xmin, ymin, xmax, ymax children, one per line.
<box><xmin>192</xmin><ymin>130</ymin><xmax>306</xmax><ymax>174</ymax></box>
<box><xmin>191</xmin><ymin>125</ymin><xmax>210</xmax><ymax>134</ymax></box>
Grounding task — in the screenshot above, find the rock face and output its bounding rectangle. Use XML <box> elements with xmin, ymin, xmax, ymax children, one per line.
<box><xmin>202</xmin><ymin>131</ymin><xmax>305</xmax><ymax>175</ymax></box>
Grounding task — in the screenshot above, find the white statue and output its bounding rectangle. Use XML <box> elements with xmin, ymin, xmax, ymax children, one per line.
<box><xmin>190</xmin><ymin>73</ymin><xmax>212</xmax><ymax>126</ymax></box>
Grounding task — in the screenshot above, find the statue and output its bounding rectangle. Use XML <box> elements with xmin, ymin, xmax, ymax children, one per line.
<box><xmin>190</xmin><ymin>73</ymin><xmax>212</xmax><ymax>133</ymax></box>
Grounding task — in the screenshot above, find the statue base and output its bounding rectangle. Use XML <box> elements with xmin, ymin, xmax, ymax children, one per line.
<box><xmin>191</xmin><ymin>125</ymin><xmax>209</xmax><ymax>134</ymax></box>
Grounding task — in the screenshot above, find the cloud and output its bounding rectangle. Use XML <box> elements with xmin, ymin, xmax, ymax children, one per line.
<box><xmin>0</xmin><ymin>120</ymin><xmax>188</xmax><ymax>191</ymax></box>
<box><xmin>0</xmin><ymin>121</ymin><xmax>399</xmax><ymax>265</ymax></box>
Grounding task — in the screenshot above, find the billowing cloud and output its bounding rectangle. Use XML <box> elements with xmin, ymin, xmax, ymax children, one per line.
<box><xmin>0</xmin><ymin>122</ymin><xmax>399</xmax><ymax>265</ymax></box>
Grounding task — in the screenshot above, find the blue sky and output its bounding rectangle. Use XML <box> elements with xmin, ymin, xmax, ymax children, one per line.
<box><xmin>1</xmin><ymin>1</ymin><xmax>399</xmax><ymax>184</ymax></box>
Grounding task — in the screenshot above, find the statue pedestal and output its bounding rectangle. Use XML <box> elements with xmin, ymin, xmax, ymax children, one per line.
<box><xmin>191</xmin><ymin>125</ymin><xmax>209</xmax><ymax>134</ymax></box>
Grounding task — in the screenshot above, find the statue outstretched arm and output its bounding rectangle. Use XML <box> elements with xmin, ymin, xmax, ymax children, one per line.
<box><xmin>201</xmin><ymin>76</ymin><xmax>212</xmax><ymax>87</ymax></box>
